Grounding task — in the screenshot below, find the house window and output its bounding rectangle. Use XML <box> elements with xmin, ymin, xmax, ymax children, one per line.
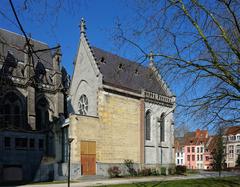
<box><xmin>200</xmin><ymin>155</ymin><xmax>203</xmax><ymax>161</ymax></box>
<box><xmin>228</xmin><ymin>145</ymin><xmax>234</xmax><ymax>158</ymax></box>
<box><xmin>29</xmin><ymin>139</ymin><xmax>35</xmax><ymax>149</ymax></box>
<box><xmin>160</xmin><ymin>113</ymin><xmax>165</xmax><ymax>142</ymax></box>
<box><xmin>229</xmin><ymin>136</ymin><xmax>236</xmax><ymax>141</ymax></box>
<box><xmin>187</xmin><ymin>155</ymin><xmax>190</xmax><ymax>161</ymax></box>
<box><xmin>236</xmin><ymin>145</ymin><xmax>240</xmax><ymax>155</ymax></box>
<box><xmin>78</xmin><ymin>94</ymin><xmax>88</xmax><ymax>115</ymax></box>
<box><xmin>192</xmin><ymin>155</ymin><xmax>195</xmax><ymax>161</ymax></box>
<box><xmin>39</xmin><ymin>139</ymin><xmax>44</xmax><ymax>150</ymax></box>
<box><xmin>177</xmin><ymin>159</ymin><xmax>179</xmax><ymax>164</ymax></box>
<box><xmin>192</xmin><ymin>147</ymin><xmax>195</xmax><ymax>152</ymax></box>
<box><xmin>181</xmin><ymin>159</ymin><xmax>183</xmax><ymax>164</ymax></box>
<box><xmin>197</xmin><ymin>147</ymin><xmax>199</xmax><ymax>153</ymax></box>
<box><xmin>200</xmin><ymin>147</ymin><xmax>204</xmax><ymax>153</ymax></box>
<box><xmin>15</xmin><ymin>138</ymin><xmax>27</xmax><ymax>149</ymax></box>
<box><xmin>206</xmin><ymin>156</ymin><xmax>209</xmax><ymax>161</ymax></box>
<box><xmin>145</xmin><ymin>110</ymin><xmax>151</xmax><ymax>140</ymax></box>
<box><xmin>4</xmin><ymin>137</ymin><xmax>11</xmax><ymax>149</ymax></box>
<box><xmin>197</xmin><ymin>155</ymin><xmax>199</xmax><ymax>161</ymax></box>
<box><xmin>187</xmin><ymin>147</ymin><xmax>190</xmax><ymax>153</ymax></box>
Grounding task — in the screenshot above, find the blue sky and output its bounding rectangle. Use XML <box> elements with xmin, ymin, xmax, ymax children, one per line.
<box><xmin>0</xmin><ymin>0</ymin><xmax>135</xmax><ymax>76</ymax></box>
<box><xmin>0</xmin><ymin>0</ymin><xmax>204</xmax><ymax>131</ymax></box>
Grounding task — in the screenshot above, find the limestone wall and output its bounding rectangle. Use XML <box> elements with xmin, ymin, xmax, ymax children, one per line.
<box><xmin>144</xmin><ymin>101</ymin><xmax>175</xmax><ymax>165</ymax></box>
<box><xmin>69</xmin><ymin>90</ymin><xmax>141</xmax><ymax>164</ymax></box>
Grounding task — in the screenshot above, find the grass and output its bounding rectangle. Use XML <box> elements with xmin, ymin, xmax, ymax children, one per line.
<box><xmin>99</xmin><ymin>176</ymin><xmax>240</xmax><ymax>187</ymax></box>
<box><xmin>1</xmin><ymin>180</ymin><xmax>78</xmax><ymax>186</ymax></box>
<box><xmin>30</xmin><ymin>180</ymin><xmax>79</xmax><ymax>185</ymax></box>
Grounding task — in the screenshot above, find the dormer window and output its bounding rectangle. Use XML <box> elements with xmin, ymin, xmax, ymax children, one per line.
<box><xmin>118</xmin><ymin>63</ymin><xmax>123</xmax><ymax>70</ymax></box>
<box><xmin>100</xmin><ymin>57</ymin><xmax>105</xmax><ymax>64</ymax></box>
<box><xmin>134</xmin><ymin>69</ymin><xmax>139</xmax><ymax>75</ymax></box>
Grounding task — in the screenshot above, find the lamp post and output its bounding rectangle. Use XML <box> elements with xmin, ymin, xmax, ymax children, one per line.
<box><xmin>68</xmin><ymin>138</ymin><xmax>74</xmax><ymax>187</ymax></box>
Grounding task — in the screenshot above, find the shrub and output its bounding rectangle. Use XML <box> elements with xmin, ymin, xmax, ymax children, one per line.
<box><xmin>151</xmin><ymin>168</ymin><xmax>160</xmax><ymax>176</ymax></box>
<box><xmin>168</xmin><ymin>167</ymin><xmax>175</xmax><ymax>175</ymax></box>
<box><xmin>124</xmin><ymin>159</ymin><xmax>137</xmax><ymax>176</ymax></box>
<box><xmin>161</xmin><ymin>167</ymin><xmax>167</xmax><ymax>175</ymax></box>
<box><xmin>137</xmin><ymin>168</ymin><xmax>152</xmax><ymax>176</ymax></box>
<box><xmin>236</xmin><ymin>154</ymin><xmax>240</xmax><ymax>166</ymax></box>
<box><xmin>176</xmin><ymin>165</ymin><xmax>187</xmax><ymax>175</ymax></box>
<box><xmin>108</xmin><ymin>166</ymin><xmax>121</xmax><ymax>178</ymax></box>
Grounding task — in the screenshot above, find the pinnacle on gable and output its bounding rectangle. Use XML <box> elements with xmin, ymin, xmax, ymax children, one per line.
<box><xmin>80</xmin><ymin>17</ymin><xmax>86</xmax><ymax>34</ymax></box>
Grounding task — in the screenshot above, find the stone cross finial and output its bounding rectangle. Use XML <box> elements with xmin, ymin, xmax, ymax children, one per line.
<box><xmin>80</xmin><ymin>17</ymin><xmax>86</xmax><ymax>34</ymax></box>
<box><xmin>149</xmin><ymin>51</ymin><xmax>154</xmax><ymax>62</ymax></box>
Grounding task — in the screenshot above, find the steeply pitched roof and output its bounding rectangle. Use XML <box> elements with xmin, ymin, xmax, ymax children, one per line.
<box><xmin>206</xmin><ymin>136</ymin><xmax>218</xmax><ymax>153</ymax></box>
<box><xmin>92</xmin><ymin>47</ymin><xmax>168</xmax><ymax>96</ymax></box>
<box><xmin>183</xmin><ymin>130</ymin><xmax>209</xmax><ymax>145</ymax></box>
<box><xmin>0</xmin><ymin>28</ymin><xmax>53</xmax><ymax>69</ymax></box>
<box><xmin>224</xmin><ymin>126</ymin><xmax>240</xmax><ymax>135</ymax></box>
<box><xmin>175</xmin><ymin>137</ymin><xmax>185</xmax><ymax>150</ymax></box>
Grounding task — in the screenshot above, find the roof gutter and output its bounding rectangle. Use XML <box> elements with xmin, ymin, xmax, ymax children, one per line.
<box><xmin>102</xmin><ymin>84</ymin><xmax>144</xmax><ymax>98</ymax></box>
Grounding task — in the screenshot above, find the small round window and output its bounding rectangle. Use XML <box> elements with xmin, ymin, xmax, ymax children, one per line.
<box><xmin>78</xmin><ymin>94</ymin><xmax>88</xmax><ymax>115</ymax></box>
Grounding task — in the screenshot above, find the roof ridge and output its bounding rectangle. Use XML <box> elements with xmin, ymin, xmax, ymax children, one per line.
<box><xmin>92</xmin><ymin>46</ymin><xmax>148</xmax><ymax>69</ymax></box>
<box><xmin>0</xmin><ymin>28</ymin><xmax>49</xmax><ymax>46</ymax></box>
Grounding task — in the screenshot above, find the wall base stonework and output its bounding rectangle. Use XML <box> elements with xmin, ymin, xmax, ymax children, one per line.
<box><xmin>96</xmin><ymin>163</ymin><xmax>140</xmax><ymax>177</ymax></box>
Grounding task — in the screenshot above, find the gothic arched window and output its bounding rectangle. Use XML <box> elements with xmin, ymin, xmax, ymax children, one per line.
<box><xmin>145</xmin><ymin>110</ymin><xmax>151</xmax><ymax>140</ymax></box>
<box><xmin>78</xmin><ymin>94</ymin><xmax>88</xmax><ymax>115</ymax></box>
<box><xmin>160</xmin><ymin>113</ymin><xmax>165</xmax><ymax>142</ymax></box>
<box><xmin>36</xmin><ymin>97</ymin><xmax>49</xmax><ymax>130</ymax></box>
<box><xmin>2</xmin><ymin>92</ymin><xmax>23</xmax><ymax>128</ymax></box>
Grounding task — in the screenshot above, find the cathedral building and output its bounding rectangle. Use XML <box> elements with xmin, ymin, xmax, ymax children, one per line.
<box><xmin>66</xmin><ymin>19</ymin><xmax>176</xmax><ymax>177</ymax></box>
<box><xmin>0</xmin><ymin>29</ymin><xmax>69</xmax><ymax>182</ymax></box>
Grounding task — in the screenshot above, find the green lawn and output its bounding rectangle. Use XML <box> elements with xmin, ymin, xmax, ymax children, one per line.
<box><xmin>100</xmin><ymin>176</ymin><xmax>240</xmax><ymax>187</ymax></box>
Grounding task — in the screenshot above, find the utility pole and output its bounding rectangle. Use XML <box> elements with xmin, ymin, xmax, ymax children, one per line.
<box><xmin>68</xmin><ymin>138</ymin><xmax>74</xmax><ymax>187</ymax></box>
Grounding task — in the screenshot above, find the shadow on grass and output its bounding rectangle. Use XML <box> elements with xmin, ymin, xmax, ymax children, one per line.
<box><xmin>100</xmin><ymin>176</ymin><xmax>240</xmax><ymax>187</ymax></box>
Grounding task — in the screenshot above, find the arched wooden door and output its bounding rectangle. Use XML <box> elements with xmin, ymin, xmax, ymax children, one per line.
<box><xmin>81</xmin><ymin>141</ymin><xmax>96</xmax><ymax>175</ymax></box>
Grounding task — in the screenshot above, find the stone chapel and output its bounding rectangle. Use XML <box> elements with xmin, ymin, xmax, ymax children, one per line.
<box><xmin>66</xmin><ymin>19</ymin><xmax>176</xmax><ymax>177</ymax></box>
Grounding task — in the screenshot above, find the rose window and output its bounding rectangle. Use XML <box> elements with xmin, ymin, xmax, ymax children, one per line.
<box><xmin>78</xmin><ymin>94</ymin><xmax>88</xmax><ymax>115</ymax></box>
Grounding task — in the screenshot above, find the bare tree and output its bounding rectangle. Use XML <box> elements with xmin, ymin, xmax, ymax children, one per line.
<box><xmin>115</xmin><ymin>0</ymin><xmax>240</xmax><ymax>127</ymax></box>
<box><xmin>174</xmin><ymin>122</ymin><xmax>190</xmax><ymax>137</ymax></box>
<box><xmin>212</xmin><ymin>127</ymin><xmax>225</xmax><ymax>177</ymax></box>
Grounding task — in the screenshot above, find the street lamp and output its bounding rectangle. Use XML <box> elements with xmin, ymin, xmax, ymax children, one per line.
<box><xmin>68</xmin><ymin>138</ymin><xmax>74</xmax><ymax>187</ymax></box>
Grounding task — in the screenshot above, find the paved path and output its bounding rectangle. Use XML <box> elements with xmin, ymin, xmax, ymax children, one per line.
<box><xmin>5</xmin><ymin>171</ymin><xmax>240</xmax><ymax>187</ymax></box>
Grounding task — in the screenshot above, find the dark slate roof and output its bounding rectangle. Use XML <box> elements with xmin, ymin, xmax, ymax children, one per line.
<box><xmin>92</xmin><ymin>47</ymin><xmax>168</xmax><ymax>96</ymax></box>
<box><xmin>0</xmin><ymin>28</ymin><xmax>53</xmax><ymax>69</ymax></box>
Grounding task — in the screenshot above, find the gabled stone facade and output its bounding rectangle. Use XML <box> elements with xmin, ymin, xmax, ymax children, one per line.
<box><xmin>66</xmin><ymin>19</ymin><xmax>176</xmax><ymax>177</ymax></box>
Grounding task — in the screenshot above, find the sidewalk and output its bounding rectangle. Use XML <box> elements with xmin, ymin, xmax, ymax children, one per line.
<box><xmin>8</xmin><ymin>171</ymin><xmax>240</xmax><ymax>187</ymax></box>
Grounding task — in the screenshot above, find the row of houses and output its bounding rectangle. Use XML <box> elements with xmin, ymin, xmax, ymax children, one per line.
<box><xmin>175</xmin><ymin>126</ymin><xmax>240</xmax><ymax>169</ymax></box>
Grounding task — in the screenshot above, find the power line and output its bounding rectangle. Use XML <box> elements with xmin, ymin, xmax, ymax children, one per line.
<box><xmin>9</xmin><ymin>0</ymin><xmax>30</xmax><ymax>46</ymax></box>
<box><xmin>8</xmin><ymin>0</ymin><xmax>60</xmax><ymax>67</ymax></box>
